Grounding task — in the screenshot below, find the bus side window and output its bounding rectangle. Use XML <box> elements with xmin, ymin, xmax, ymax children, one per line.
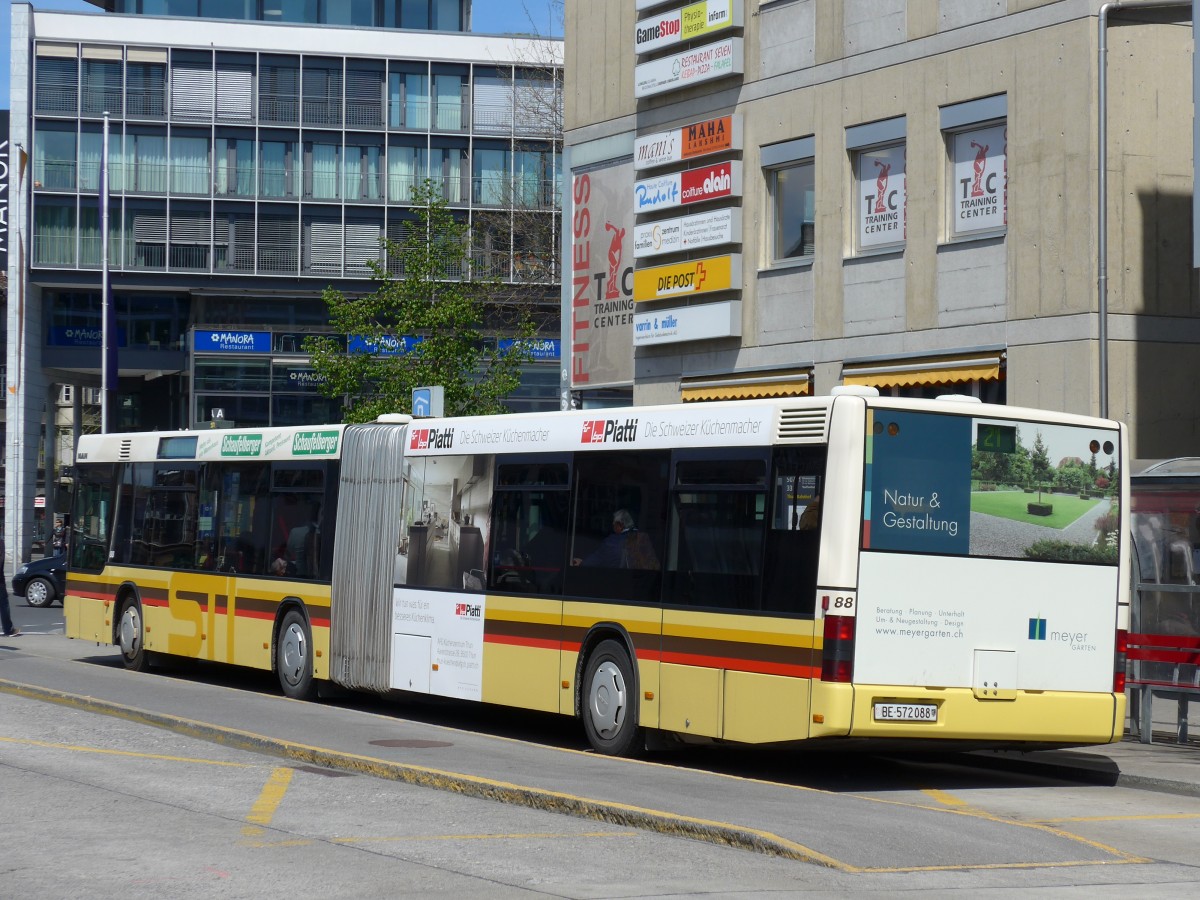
<box><xmin>489</xmin><ymin>458</ymin><xmax>570</xmax><ymax>595</ymax></box>
<box><xmin>761</xmin><ymin>448</ymin><xmax>827</xmax><ymax>615</ymax></box>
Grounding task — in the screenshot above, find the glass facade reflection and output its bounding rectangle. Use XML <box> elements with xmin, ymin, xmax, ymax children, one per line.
<box><xmin>112</xmin><ymin>0</ymin><xmax>464</xmax><ymax>31</ymax></box>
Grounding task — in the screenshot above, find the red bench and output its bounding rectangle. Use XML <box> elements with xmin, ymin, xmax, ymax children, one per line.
<box><xmin>1126</xmin><ymin>631</ymin><xmax>1200</xmax><ymax>743</ymax></box>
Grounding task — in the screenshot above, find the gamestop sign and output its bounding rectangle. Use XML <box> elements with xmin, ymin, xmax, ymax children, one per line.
<box><xmin>634</xmin><ymin>161</ymin><xmax>741</xmax><ymax>215</ymax></box>
<box><xmin>634</xmin><ymin>0</ymin><xmax>742</xmax><ymax>56</ymax></box>
<box><xmin>635</xmin><ymin>38</ymin><xmax>743</xmax><ymax>99</ymax></box>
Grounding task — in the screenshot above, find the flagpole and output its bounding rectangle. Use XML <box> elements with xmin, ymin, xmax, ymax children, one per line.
<box><xmin>100</xmin><ymin>112</ymin><xmax>110</xmax><ymax>433</ymax></box>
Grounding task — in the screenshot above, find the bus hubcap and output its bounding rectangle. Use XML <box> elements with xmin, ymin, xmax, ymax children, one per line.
<box><xmin>589</xmin><ymin>661</ymin><xmax>626</xmax><ymax>737</ymax></box>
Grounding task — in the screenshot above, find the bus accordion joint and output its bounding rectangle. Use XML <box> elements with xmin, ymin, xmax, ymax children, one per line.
<box><xmin>821</xmin><ymin>613</ymin><xmax>856</xmax><ymax>683</ymax></box>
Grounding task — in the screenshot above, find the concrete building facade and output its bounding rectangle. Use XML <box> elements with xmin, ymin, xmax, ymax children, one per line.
<box><xmin>563</xmin><ymin>0</ymin><xmax>1200</xmax><ymax>457</ymax></box>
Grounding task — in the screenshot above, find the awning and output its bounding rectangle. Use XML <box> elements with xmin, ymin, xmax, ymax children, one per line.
<box><xmin>681</xmin><ymin>371</ymin><xmax>812</xmax><ymax>402</ymax></box>
<box><xmin>841</xmin><ymin>353</ymin><xmax>1003</xmax><ymax>389</ymax></box>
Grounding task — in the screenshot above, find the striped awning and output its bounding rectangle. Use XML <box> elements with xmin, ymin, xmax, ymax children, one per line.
<box><xmin>841</xmin><ymin>353</ymin><xmax>1003</xmax><ymax>389</ymax></box>
<box><xmin>681</xmin><ymin>371</ymin><xmax>812</xmax><ymax>402</ymax></box>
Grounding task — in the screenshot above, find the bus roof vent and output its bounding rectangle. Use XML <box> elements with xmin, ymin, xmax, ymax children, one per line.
<box><xmin>118</xmin><ymin>439</ymin><xmax>133</xmax><ymax>460</ymax></box>
<box><xmin>777</xmin><ymin>407</ymin><xmax>828</xmax><ymax>444</ymax></box>
<box><xmin>376</xmin><ymin>413</ymin><xmax>413</xmax><ymax>424</ymax></box>
<box><xmin>936</xmin><ymin>394</ymin><xmax>982</xmax><ymax>403</ymax></box>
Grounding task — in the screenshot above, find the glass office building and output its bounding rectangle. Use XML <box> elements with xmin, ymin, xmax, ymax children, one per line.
<box><xmin>5</xmin><ymin>2</ymin><xmax>563</xmax><ymax>560</ymax></box>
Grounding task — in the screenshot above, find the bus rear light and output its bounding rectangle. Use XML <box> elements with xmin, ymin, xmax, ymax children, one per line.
<box><xmin>1114</xmin><ymin>628</ymin><xmax>1128</xmax><ymax>694</ymax></box>
<box><xmin>820</xmin><ymin>614</ymin><xmax>856</xmax><ymax>682</ymax></box>
<box><xmin>821</xmin><ymin>658</ymin><xmax>854</xmax><ymax>683</ymax></box>
<box><xmin>824</xmin><ymin>615</ymin><xmax>856</xmax><ymax>642</ymax></box>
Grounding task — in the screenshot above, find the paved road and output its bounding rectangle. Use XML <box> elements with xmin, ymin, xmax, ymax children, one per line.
<box><xmin>3</xmin><ymin>633</ymin><xmax>1200</xmax><ymax>896</ymax></box>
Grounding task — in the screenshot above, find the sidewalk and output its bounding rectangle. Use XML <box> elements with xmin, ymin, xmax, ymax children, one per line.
<box><xmin>973</xmin><ymin>702</ymin><xmax>1200</xmax><ymax>797</ymax></box>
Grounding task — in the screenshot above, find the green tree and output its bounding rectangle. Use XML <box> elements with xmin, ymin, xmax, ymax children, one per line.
<box><xmin>1030</xmin><ymin>430</ymin><xmax>1052</xmax><ymax>499</ymax></box>
<box><xmin>305</xmin><ymin>180</ymin><xmax>536</xmax><ymax>423</ymax></box>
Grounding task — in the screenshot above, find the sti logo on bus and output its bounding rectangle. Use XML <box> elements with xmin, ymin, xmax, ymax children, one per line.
<box><xmin>455</xmin><ymin>602</ymin><xmax>481</xmax><ymax>618</ymax></box>
<box><xmin>221</xmin><ymin>434</ymin><xmax>263</xmax><ymax>457</ymax></box>
<box><xmin>410</xmin><ymin>428</ymin><xmax>455</xmax><ymax>450</ymax></box>
<box><xmin>581</xmin><ymin>418</ymin><xmax>639</xmax><ymax>444</ymax></box>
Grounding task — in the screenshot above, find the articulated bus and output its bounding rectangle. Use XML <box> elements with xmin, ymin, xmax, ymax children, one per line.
<box><xmin>65</xmin><ymin>392</ymin><xmax>1129</xmax><ymax>754</ymax></box>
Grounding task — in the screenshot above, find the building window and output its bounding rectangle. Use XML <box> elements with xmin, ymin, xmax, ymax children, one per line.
<box><xmin>346</xmin><ymin>64</ymin><xmax>385</xmax><ymax>128</ymax></box>
<box><xmin>389</xmin><ymin>69</ymin><xmax>429</xmax><ymax>129</ymax></box>
<box><xmin>34</xmin><ymin>126</ymin><xmax>78</xmax><ymax>191</ymax></box>
<box><xmin>171</xmin><ymin>55</ymin><xmax>216</xmax><ymax>121</ymax></box>
<box><xmin>259</xmin><ymin>137</ymin><xmax>300</xmax><ymax>198</ymax></box>
<box><xmin>473</xmin><ymin>145</ymin><xmax>510</xmax><ymax>206</ymax></box>
<box><xmin>344</xmin><ymin>142</ymin><xmax>384</xmax><ymax>201</ymax></box>
<box><xmin>305</xmin><ymin>141</ymin><xmax>341</xmax><ymax>200</ymax></box>
<box><xmin>761</xmin><ymin>137</ymin><xmax>815</xmax><ymax>264</ymax></box>
<box><xmin>941</xmin><ymin>96</ymin><xmax>1008</xmax><ymax>241</ymax></box>
<box><xmin>33</xmin><ymin>202</ymin><xmax>77</xmax><ymax>266</ymax></box>
<box><xmin>260</xmin><ymin>58</ymin><xmax>300</xmax><ymax>124</ymax></box>
<box><xmin>126</xmin><ymin>61</ymin><xmax>167</xmax><ymax>118</ymax></box>
<box><xmin>432</xmin><ymin>71</ymin><xmax>466</xmax><ymax>131</ymax></box>
<box><xmin>82</xmin><ymin>58</ymin><xmax>123</xmax><ymax>118</ymax></box>
<box><xmin>773</xmin><ymin>163</ymin><xmax>815</xmax><ymax>260</ymax></box>
<box><xmin>170</xmin><ymin>133</ymin><xmax>211</xmax><ymax>195</ymax></box>
<box><xmin>847</xmin><ymin>117</ymin><xmax>906</xmax><ymax>255</ymax></box>
<box><xmin>854</xmin><ymin>144</ymin><xmax>905</xmax><ymax>253</ymax></box>
<box><xmin>262</xmin><ymin>0</ymin><xmax>318</xmax><ymax>22</ymax></box>
<box><xmin>388</xmin><ymin>141</ymin><xmax>427</xmax><ymax>202</ymax></box>
<box><xmin>215</xmin><ymin>136</ymin><xmax>256</xmax><ymax>196</ymax></box>
<box><xmin>35</xmin><ymin>54</ymin><xmax>78</xmax><ymax>116</ymax></box>
<box><xmin>302</xmin><ymin>61</ymin><xmax>343</xmax><ymax>127</ymax></box>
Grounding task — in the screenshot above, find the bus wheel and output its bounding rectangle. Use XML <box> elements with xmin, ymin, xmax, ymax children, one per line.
<box><xmin>582</xmin><ymin>639</ymin><xmax>641</xmax><ymax>756</ymax></box>
<box><xmin>117</xmin><ymin>597</ymin><xmax>148</xmax><ymax>672</ymax></box>
<box><xmin>276</xmin><ymin>609</ymin><xmax>316</xmax><ymax>700</ymax></box>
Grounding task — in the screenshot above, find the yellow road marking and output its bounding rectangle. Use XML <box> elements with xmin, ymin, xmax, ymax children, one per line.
<box><xmin>243</xmin><ymin>767</ymin><xmax>294</xmax><ymax>837</ymax></box>
<box><xmin>1040</xmin><ymin>813</ymin><xmax>1200</xmax><ymax>824</ymax></box>
<box><xmin>0</xmin><ymin>735</ymin><xmax>249</xmax><ymax>767</ymax></box>
<box><xmin>921</xmin><ymin>788</ymin><xmax>969</xmax><ymax>808</ymax></box>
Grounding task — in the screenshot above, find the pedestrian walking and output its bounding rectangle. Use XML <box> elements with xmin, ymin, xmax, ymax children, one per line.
<box><xmin>0</xmin><ymin>535</ymin><xmax>20</xmax><ymax>637</ymax></box>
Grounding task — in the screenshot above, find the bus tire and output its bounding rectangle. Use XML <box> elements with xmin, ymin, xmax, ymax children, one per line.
<box><xmin>276</xmin><ymin>608</ymin><xmax>316</xmax><ymax>700</ymax></box>
<box><xmin>582</xmin><ymin>639</ymin><xmax>641</xmax><ymax>757</ymax></box>
<box><xmin>117</xmin><ymin>596</ymin><xmax>148</xmax><ymax>672</ymax></box>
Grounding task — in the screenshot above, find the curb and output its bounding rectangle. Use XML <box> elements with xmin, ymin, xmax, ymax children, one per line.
<box><xmin>967</xmin><ymin>747</ymin><xmax>1200</xmax><ymax>799</ymax></box>
<box><xmin>0</xmin><ymin>678</ymin><xmax>846</xmax><ymax>869</ymax></box>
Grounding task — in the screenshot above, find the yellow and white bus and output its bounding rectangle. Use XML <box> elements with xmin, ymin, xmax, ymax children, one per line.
<box><xmin>65</xmin><ymin>391</ymin><xmax>1129</xmax><ymax>754</ymax></box>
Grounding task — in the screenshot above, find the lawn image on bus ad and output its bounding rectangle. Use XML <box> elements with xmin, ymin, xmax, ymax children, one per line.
<box><xmin>864</xmin><ymin>411</ymin><xmax>1120</xmax><ymax>564</ymax></box>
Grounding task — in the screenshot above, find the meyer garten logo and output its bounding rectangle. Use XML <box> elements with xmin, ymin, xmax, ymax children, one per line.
<box><xmin>293</xmin><ymin>431</ymin><xmax>339</xmax><ymax>455</ymax></box>
<box><xmin>581</xmin><ymin>418</ymin><xmax>639</xmax><ymax>444</ymax></box>
<box><xmin>1029</xmin><ymin>618</ymin><xmax>1095</xmax><ymax>651</ymax></box>
<box><xmin>409</xmin><ymin>428</ymin><xmax>455</xmax><ymax>450</ymax></box>
<box><xmin>221</xmin><ymin>434</ymin><xmax>263</xmax><ymax>457</ymax></box>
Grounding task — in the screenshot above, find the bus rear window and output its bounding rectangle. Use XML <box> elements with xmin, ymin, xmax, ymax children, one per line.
<box><xmin>863</xmin><ymin>411</ymin><xmax>1120</xmax><ymax>564</ymax></box>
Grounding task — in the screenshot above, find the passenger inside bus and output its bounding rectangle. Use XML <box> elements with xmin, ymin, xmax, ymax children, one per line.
<box><xmin>571</xmin><ymin>509</ymin><xmax>659</xmax><ymax>570</ymax></box>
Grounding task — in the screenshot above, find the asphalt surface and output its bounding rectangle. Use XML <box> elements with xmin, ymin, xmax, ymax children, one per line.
<box><xmin>2</xmin><ymin>630</ymin><xmax>1199</xmax><ymax>875</ymax></box>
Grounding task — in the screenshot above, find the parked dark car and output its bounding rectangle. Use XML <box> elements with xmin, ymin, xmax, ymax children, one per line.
<box><xmin>12</xmin><ymin>555</ymin><xmax>67</xmax><ymax>608</ymax></box>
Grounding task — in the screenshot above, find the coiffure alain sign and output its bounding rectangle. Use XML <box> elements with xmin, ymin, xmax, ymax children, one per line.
<box><xmin>634</xmin><ymin>161</ymin><xmax>742</xmax><ymax>215</ymax></box>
